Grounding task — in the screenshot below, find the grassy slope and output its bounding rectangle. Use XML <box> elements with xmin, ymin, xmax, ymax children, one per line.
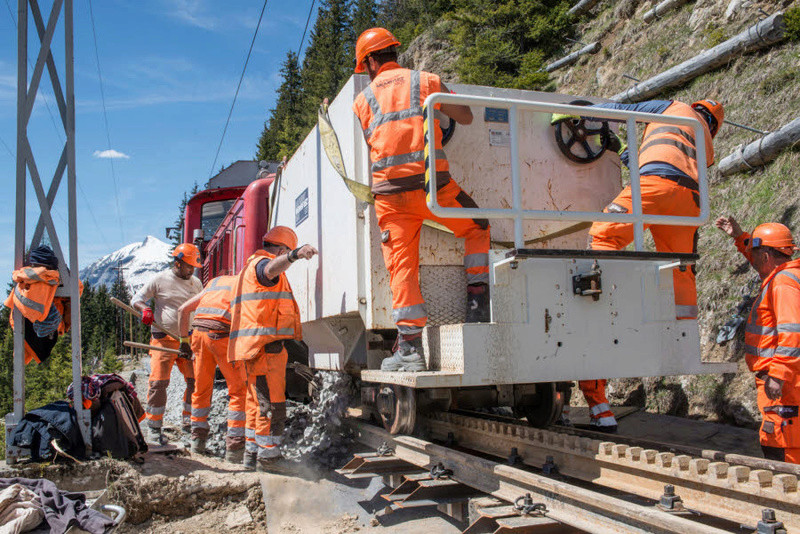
<box><xmin>554</xmin><ymin>0</ymin><xmax>800</xmax><ymax>424</ymax></box>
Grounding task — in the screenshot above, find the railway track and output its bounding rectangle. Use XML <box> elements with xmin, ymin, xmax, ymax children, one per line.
<box><xmin>342</xmin><ymin>411</ymin><xmax>798</xmax><ymax>533</ymax></box>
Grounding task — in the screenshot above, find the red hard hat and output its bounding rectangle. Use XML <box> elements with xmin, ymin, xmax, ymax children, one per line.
<box><xmin>262</xmin><ymin>226</ymin><xmax>298</xmax><ymax>250</ymax></box>
<box><xmin>752</xmin><ymin>223</ymin><xmax>798</xmax><ymax>255</ymax></box>
<box><xmin>691</xmin><ymin>99</ymin><xmax>724</xmax><ymax>137</ymax></box>
<box><xmin>354</xmin><ymin>27</ymin><xmax>400</xmax><ymax>74</ymax></box>
<box><xmin>172</xmin><ymin>243</ymin><xmax>202</xmax><ymax>268</ymax></box>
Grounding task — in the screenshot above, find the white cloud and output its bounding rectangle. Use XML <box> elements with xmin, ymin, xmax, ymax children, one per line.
<box><xmin>165</xmin><ymin>0</ymin><xmax>217</xmax><ymax>30</ymax></box>
<box><xmin>93</xmin><ymin>149</ymin><xmax>130</xmax><ymax>159</ymax></box>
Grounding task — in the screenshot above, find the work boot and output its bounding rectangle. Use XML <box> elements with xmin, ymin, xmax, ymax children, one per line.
<box><xmin>226</xmin><ymin>448</ymin><xmax>244</xmax><ymax>464</ymax></box>
<box><xmin>243</xmin><ymin>451</ymin><xmax>257</xmax><ymax>471</ymax></box>
<box><xmin>147</xmin><ymin>427</ymin><xmax>167</xmax><ymax>446</ymax></box>
<box><xmin>466</xmin><ymin>284</ymin><xmax>490</xmax><ymax>323</ymax></box>
<box><xmin>190</xmin><ymin>437</ymin><xmax>206</xmax><ymax>454</ymax></box>
<box><xmin>256</xmin><ymin>455</ymin><xmax>295</xmax><ymax>474</ymax></box>
<box><xmin>381</xmin><ymin>334</ymin><xmax>426</xmax><ymax>372</ymax></box>
<box><xmin>590</xmin><ymin>418</ymin><xmax>618</xmax><ymax>434</ymax></box>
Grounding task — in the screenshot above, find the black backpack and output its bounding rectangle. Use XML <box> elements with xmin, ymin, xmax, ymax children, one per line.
<box><xmin>91</xmin><ymin>388</ymin><xmax>148</xmax><ymax>459</ymax></box>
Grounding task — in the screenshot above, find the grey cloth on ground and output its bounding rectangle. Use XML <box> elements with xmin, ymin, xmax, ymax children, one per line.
<box><xmin>0</xmin><ymin>484</ymin><xmax>44</xmax><ymax>534</ymax></box>
<box><xmin>0</xmin><ymin>478</ymin><xmax>115</xmax><ymax>534</ymax></box>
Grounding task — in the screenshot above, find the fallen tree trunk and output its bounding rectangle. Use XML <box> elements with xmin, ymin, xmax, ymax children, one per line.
<box><xmin>546</xmin><ymin>42</ymin><xmax>601</xmax><ymax>72</ymax></box>
<box><xmin>612</xmin><ymin>12</ymin><xmax>786</xmax><ymax>102</ymax></box>
<box><xmin>643</xmin><ymin>0</ymin><xmax>691</xmax><ymax>23</ymax></box>
<box><xmin>569</xmin><ymin>0</ymin><xmax>600</xmax><ymax>16</ymax></box>
<box><xmin>718</xmin><ymin>117</ymin><xmax>800</xmax><ymax>176</ymax></box>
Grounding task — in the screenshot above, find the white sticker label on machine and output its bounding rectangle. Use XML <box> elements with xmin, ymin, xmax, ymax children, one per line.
<box><xmin>489</xmin><ymin>129</ymin><xmax>510</xmax><ymax>147</ymax></box>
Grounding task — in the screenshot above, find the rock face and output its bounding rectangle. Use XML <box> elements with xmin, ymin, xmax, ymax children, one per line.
<box><xmin>399</xmin><ymin>24</ymin><xmax>461</xmax><ymax>83</ymax></box>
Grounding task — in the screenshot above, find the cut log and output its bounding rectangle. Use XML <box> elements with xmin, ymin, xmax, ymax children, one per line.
<box><xmin>643</xmin><ymin>0</ymin><xmax>691</xmax><ymax>23</ymax></box>
<box><xmin>545</xmin><ymin>42</ymin><xmax>601</xmax><ymax>72</ymax></box>
<box><xmin>569</xmin><ymin>0</ymin><xmax>601</xmax><ymax>16</ymax></box>
<box><xmin>718</xmin><ymin>117</ymin><xmax>800</xmax><ymax>176</ymax></box>
<box><xmin>612</xmin><ymin>12</ymin><xmax>786</xmax><ymax>102</ymax></box>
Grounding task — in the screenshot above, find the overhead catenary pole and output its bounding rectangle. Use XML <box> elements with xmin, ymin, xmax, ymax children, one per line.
<box><xmin>8</xmin><ymin>0</ymin><xmax>88</xmax><ymax>462</ymax></box>
<box><xmin>612</xmin><ymin>12</ymin><xmax>786</xmax><ymax>103</ymax></box>
<box><xmin>718</xmin><ymin>117</ymin><xmax>800</xmax><ymax>176</ymax></box>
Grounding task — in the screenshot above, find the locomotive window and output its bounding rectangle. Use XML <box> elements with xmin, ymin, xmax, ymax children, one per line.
<box><xmin>201</xmin><ymin>200</ymin><xmax>235</xmax><ymax>240</ymax></box>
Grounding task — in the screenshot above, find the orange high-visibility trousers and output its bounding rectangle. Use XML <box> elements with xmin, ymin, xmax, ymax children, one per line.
<box><xmin>588</xmin><ymin>175</ymin><xmax>699</xmax><ymax>320</ymax></box>
<box><xmin>190</xmin><ymin>331</ymin><xmax>247</xmax><ymax>449</ymax></box>
<box><xmin>244</xmin><ymin>347</ymin><xmax>288</xmax><ymax>459</ymax></box>
<box><xmin>145</xmin><ymin>335</ymin><xmax>195</xmax><ymax>430</ymax></box>
<box><xmin>374</xmin><ymin>179</ymin><xmax>491</xmax><ymax>335</ymax></box>
<box><xmin>578</xmin><ymin>379</ymin><xmax>617</xmax><ymax>428</ymax></box>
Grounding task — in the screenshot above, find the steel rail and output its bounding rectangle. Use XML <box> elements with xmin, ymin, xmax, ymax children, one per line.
<box><xmin>415</xmin><ymin>411</ymin><xmax>799</xmax><ymax>530</ymax></box>
<box><xmin>348</xmin><ymin>419</ymin><xmax>733</xmax><ymax>534</ymax></box>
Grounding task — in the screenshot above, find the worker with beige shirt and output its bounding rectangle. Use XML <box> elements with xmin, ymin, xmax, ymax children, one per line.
<box><xmin>132</xmin><ymin>244</ymin><xmax>203</xmax><ymax>445</ymax></box>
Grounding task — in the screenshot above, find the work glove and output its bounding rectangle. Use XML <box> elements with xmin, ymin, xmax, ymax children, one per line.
<box><xmin>550</xmin><ymin>113</ymin><xmax>579</xmax><ymax>125</ymax></box>
<box><xmin>607</xmin><ymin>132</ymin><xmax>627</xmax><ymax>155</ymax></box>
<box><xmin>178</xmin><ymin>341</ymin><xmax>192</xmax><ymax>360</ymax></box>
<box><xmin>716</xmin><ymin>315</ymin><xmax>745</xmax><ymax>345</ymax></box>
<box><xmin>141</xmin><ymin>307</ymin><xmax>154</xmax><ymax>325</ymax></box>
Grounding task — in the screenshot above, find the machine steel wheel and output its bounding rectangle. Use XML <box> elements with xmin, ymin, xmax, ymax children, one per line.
<box><xmin>553</xmin><ymin>99</ymin><xmax>611</xmax><ymax>164</ymax></box>
<box><xmin>377</xmin><ymin>384</ymin><xmax>416</xmax><ymax>435</ymax></box>
<box><xmin>516</xmin><ymin>383</ymin><xmax>564</xmax><ymax>428</ymax></box>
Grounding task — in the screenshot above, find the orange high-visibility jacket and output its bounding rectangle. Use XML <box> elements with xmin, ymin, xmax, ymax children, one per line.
<box><xmin>639</xmin><ymin>101</ymin><xmax>714</xmax><ymax>181</ymax></box>
<box><xmin>353</xmin><ymin>63</ymin><xmax>450</xmax><ymax>195</ymax></box>
<box><xmin>194</xmin><ymin>275</ymin><xmax>235</xmax><ymax>326</ymax></box>
<box><xmin>227</xmin><ymin>251</ymin><xmax>301</xmax><ymax>362</ymax></box>
<box><xmin>3</xmin><ymin>266</ymin><xmax>60</xmax><ymax>323</ymax></box>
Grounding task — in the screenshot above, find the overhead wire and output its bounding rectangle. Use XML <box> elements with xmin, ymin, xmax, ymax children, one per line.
<box><xmin>87</xmin><ymin>0</ymin><xmax>126</xmax><ymax>243</ymax></box>
<box><xmin>297</xmin><ymin>0</ymin><xmax>316</xmax><ymax>58</ymax></box>
<box><xmin>208</xmin><ymin>0</ymin><xmax>269</xmax><ymax>180</ymax></box>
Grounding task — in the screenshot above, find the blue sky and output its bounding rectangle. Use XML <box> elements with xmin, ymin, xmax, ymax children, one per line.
<box><xmin>0</xmin><ymin>0</ymin><xmax>318</xmax><ymax>284</ymax></box>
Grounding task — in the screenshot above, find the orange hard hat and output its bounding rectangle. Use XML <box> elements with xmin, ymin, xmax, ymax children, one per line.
<box><xmin>262</xmin><ymin>226</ymin><xmax>298</xmax><ymax>250</ymax></box>
<box><xmin>172</xmin><ymin>243</ymin><xmax>202</xmax><ymax>268</ymax></box>
<box><xmin>752</xmin><ymin>223</ymin><xmax>798</xmax><ymax>255</ymax></box>
<box><xmin>354</xmin><ymin>27</ymin><xmax>400</xmax><ymax>74</ymax></box>
<box><xmin>691</xmin><ymin>99</ymin><xmax>724</xmax><ymax>137</ymax></box>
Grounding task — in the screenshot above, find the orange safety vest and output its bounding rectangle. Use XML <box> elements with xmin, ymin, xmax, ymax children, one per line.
<box><xmin>744</xmin><ymin>257</ymin><xmax>800</xmax><ymax>449</ymax></box>
<box><xmin>638</xmin><ymin>101</ymin><xmax>714</xmax><ymax>181</ymax></box>
<box><xmin>3</xmin><ymin>266</ymin><xmax>60</xmax><ymax>323</ymax></box>
<box><xmin>227</xmin><ymin>251</ymin><xmax>301</xmax><ymax>362</ymax></box>
<box><xmin>194</xmin><ymin>275</ymin><xmax>235</xmax><ymax>326</ymax></box>
<box><xmin>353</xmin><ymin>63</ymin><xmax>450</xmax><ymax>195</ymax></box>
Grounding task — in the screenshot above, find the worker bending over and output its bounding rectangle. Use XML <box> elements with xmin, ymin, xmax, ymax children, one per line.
<box><xmin>178</xmin><ymin>275</ymin><xmax>247</xmax><ymax>462</ymax></box>
<box><xmin>553</xmin><ymin>98</ymin><xmax>724</xmax><ymax>432</ymax></box>
<box><xmin>717</xmin><ymin>216</ymin><xmax>800</xmax><ymax>464</ymax></box>
<box><xmin>132</xmin><ymin>243</ymin><xmax>203</xmax><ymax>445</ymax></box>
<box><xmin>228</xmin><ymin>226</ymin><xmax>316</xmax><ymax>471</ymax></box>
<box><xmin>352</xmin><ymin>27</ymin><xmax>491</xmax><ymax>373</ymax></box>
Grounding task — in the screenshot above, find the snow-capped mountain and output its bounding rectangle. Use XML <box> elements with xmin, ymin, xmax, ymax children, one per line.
<box><xmin>80</xmin><ymin>236</ymin><xmax>172</xmax><ymax>295</ymax></box>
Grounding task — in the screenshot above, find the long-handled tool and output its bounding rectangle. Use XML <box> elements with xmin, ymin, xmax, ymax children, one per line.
<box><xmin>110</xmin><ymin>297</ymin><xmax>181</xmax><ymax>341</ymax></box>
<box><xmin>123</xmin><ymin>340</ymin><xmax>185</xmax><ymax>357</ymax></box>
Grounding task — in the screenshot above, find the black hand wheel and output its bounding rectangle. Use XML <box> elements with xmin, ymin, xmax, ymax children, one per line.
<box><xmin>552</xmin><ymin>99</ymin><xmax>611</xmax><ymax>164</ymax></box>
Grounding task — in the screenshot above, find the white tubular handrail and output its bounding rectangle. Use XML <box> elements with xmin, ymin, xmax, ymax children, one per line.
<box><xmin>423</xmin><ymin>94</ymin><xmax>709</xmax><ymax>251</ymax></box>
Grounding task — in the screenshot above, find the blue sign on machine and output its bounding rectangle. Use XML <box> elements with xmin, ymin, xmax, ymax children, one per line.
<box><xmin>295</xmin><ymin>188</ymin><xmax>309</xmax><ymax>226</ymax></box>
<box><xmin>484</xmin><ymin>107</ymin><xmax>509</xmax><ymax>123</ymax></box>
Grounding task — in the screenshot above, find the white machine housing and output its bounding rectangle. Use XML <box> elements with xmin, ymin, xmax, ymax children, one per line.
<box><xmin>270</xmin><ymin>75</ymin><xmax>735</xmax><ymax>385</ymax></box>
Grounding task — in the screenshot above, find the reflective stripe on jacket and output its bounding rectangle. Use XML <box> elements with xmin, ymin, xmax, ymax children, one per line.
<box><xmin>194</xmin><ymin>275</ymin><xmax>235</xmax><ymax>326</ymax></box>
<box><xmin>3</xmin><ymin>266</ymin><xmax>60</xmax><ymax>323</ymax></box>
<box><xmin>638</xmin><ymin>101</ymin><xmax>714</xmax><ymax>182</ymax></box>
<box><xmin>227</xmin><ymin>251</ymin><xmax>301</xmax><ymax>362</ymax></box>
<box><xmin>353</xmin><ymin>63</ymin><xmax>450</xmax><ymax>195</ymax></box>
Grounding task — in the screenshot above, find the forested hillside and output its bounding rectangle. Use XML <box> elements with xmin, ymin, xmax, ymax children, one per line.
<box><xmin>255</xmin><ymin>0</ymin><xmax>800</xmax><ymax>426</ymax></box>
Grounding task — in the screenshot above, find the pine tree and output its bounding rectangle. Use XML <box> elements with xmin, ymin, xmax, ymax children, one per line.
<box><xmin>300</xmin><ymin>0</ymin><xmax>353</xmax><ymax>131</ymax></box>
<box><xmin>352</xmin><ymin>0</ymin><xmax>379</xmax><ymax>38</ymax></box>
<box><xmin>256</xmin><ymin>52</ymin><xmax>304</xmax><ymax>160</ymax></box>
<box><xmin>171</xmin><ymin>182</ymin><xmax>200</xmax><ymax>247</ymax></box>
